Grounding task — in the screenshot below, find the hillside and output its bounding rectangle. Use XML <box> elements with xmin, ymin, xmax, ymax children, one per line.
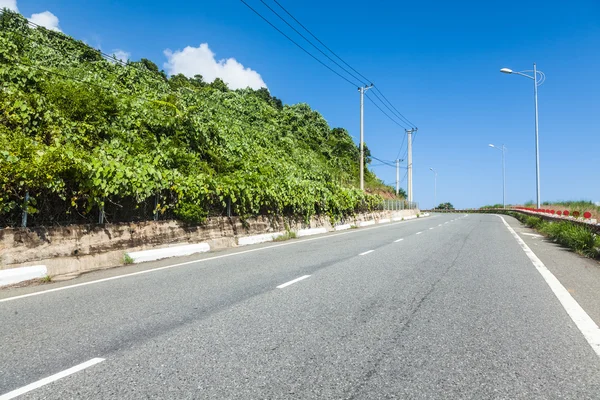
<box><xmin>0</xmin><ymin>10</ymin><xmax>397</xmax><ymax>227</ymax></box>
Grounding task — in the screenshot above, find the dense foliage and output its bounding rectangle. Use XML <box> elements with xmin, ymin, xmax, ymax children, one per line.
<box><xmin>0</xmin><ymin>10</ymin><xmax>392</xmax><ymax>226</ymax></box>
<box><xmin>515</xmin><ymin>214</ymin><xmax>600</xmax><ymax>259</ymax></box>
<box><xmin>436</xmin><ymin>202</ymin><xmax>454</xmax><ymax>210</ymax></box>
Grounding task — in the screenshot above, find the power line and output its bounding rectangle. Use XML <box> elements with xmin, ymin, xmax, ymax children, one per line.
<box><xmin>374</xmin><ymin>86</ymin><xmax>416</xmax><ymax>127</ymax></box>
<box><xmin>0</xmin><ymin>11</ymin><xmax>206</xmax><ymax>103</ymax></box>
<box><xmin>259</xmin><ymin>0</ymin><xmax>366</xmax><ymax>86</ymax></box>
<box><xmin>364</xmin><ymin>93</ymin><xmax>405</xmax><ymax>128</ymax></box>
<box><xmin>371</xmin><ymin>156</ymin><xmax>396</xmax><ymax>167</ymax></box>
<box><xmin>271</xmin><ymin>0</ymin><xmax>371</xmax><ymax>85</ymax></box>
<box><xmin>395</xmin><ymin>131</ymin><xmax>407</xmax><ymax>160</ymax></box>
<box><xmin>245</xmin><ymin>1</ymin><xmax>417</xmax><ymax>127</ymax></box>
<box><xmin>1</xmin><ymin>11</ymin><xmax>131</xmax><ymax>69</ymax></box>
<box><xmin>0</xmin><ymin>10</ymin><xmax>172</xmax><ymax>93</ymax></box>
<box><xmin>8</xmin><ymin>57</ymin><xmax>160</xmax><ymax>105</ymax></box>
<box><xmin>239</xmin><ymin>0</ymin><xmax>360</xmax><ymax>87</ymax></box>
<box><xmin>369</xmin><ymin>89</ymin><xmax>407</xmax><ymax>128</ymax></box>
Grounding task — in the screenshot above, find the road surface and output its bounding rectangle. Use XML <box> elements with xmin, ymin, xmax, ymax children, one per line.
<box><xmin>1</xmin><ymin>213</ymin><xmax>600</xmax><ymax>399</ymax></box>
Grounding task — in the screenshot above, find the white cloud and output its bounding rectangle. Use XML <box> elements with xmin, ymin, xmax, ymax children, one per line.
<box><xmin>0</xmin><ymin>0</ymin><xmax>18</xmax><ymax>12</ymax></box>
<box><xmin>163</xmin><ymin>43</ymin><xmax>266</xmax><ymax>90</ymax></box>
<box><xmin>28</xmin><ymin>11</ymin><xmax>61</xmax><ymax>32</ymax></box>
<box><xmin>2</xmin><ymin>1</ymin><xmax>62</xmax><ymax>32</ymax></box>
<box><xmin>111</xmin><ymin>49</ymin><xmax>130</xmax><ymax>62</ymax></box>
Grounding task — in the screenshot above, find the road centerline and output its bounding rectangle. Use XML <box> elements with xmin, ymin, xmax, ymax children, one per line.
<box><xmin>359</xmin><ymin>250</ymin><xmax>375</xmax><ymax>256</ymax></box>
<box><xmin>394</xmin><ymin>239</ymin><xmax>404</xmax><ymax>243</ymax></box>
<box><xmin>0</xmin><ymin>358</ymin><xmax>105</xmax><ymax>400</ymax></box>
<box><xmin>276</xmin><ymin>275</ymin><xmax>311</xmax><ymax>289</ymax></box>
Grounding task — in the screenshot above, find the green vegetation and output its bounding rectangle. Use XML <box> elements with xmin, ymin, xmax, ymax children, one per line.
<box><xmin>436</xmin><ymin>202</ymin><xmax>454</xmax><ymax>210</ymax></box>
<box><xmin>273</xmin><ymin>230</ymin><xmax>297</xmax><ymax>242</ymax></box>
<box><xmin>123</xmin><ymin>253</ymin><xmax>134</xmax><ymax>265</ymax></box>
<box><xmin>480</xmin><ymin>204</ymin><xmax>504</xmax><ymax>210</ymax></box>
<box><xmin>509</xmin><ymin>213</ymin><xmax>600</xmax><ymax>260</ymax></box>
<box><xmin>0</xmin><ymin>10</ymin><xmax>391</xmax><ymax>227</ymax></box>
<box><xmin>40</xmin><ymin>275</ymin><xmax>52</xmax><ymax>283</ymax></box>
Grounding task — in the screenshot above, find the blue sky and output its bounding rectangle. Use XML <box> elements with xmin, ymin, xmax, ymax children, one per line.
<box><xmin>10</xmin><ymin>0</ymin><xmax>600</xmax><ymax>208</ymax></box>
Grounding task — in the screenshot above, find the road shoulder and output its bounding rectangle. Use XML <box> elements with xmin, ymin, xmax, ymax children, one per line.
<box><xmin>504</xmin><ymin>215</ymin><xmax>600</xmax><ymax>326</ymax></box>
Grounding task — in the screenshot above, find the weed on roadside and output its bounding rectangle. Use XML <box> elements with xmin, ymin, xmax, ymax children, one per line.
<box><xmin>123</xmin><ymin>253</ymin><xmax>134</xmax><ymax>265</ymax></box>
<box><xmin>41</xmin><ymin>275</ymin><xmax>52</xmax><ymax>283</ymax></box>
<box><xmin>273</xmin><ymin>231</ymin><xmax>297</xmax><ymax>242</ymax></box>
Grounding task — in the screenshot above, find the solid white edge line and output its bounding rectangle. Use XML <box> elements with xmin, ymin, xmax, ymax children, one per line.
<box><xmin>0</xmin><ymin>358</ymin><xmax>105</xmax><ymax>400</ymax></box>
<box><xmin>498</xmin><ymin>215</ymin><xmax>600</xmax><ymax>358</ymax></box>
<box><xmin>359</xmin><ymin>250</ymin><xmax>374</xmax><ymax>256</ymax></box>
<box><xmin>394</xmin><ymin>238</ymin><xmax>404</xmax><ymax>243</ymax></box>
<box><xmin>276</xmin><ymin>275</ymin><xmax>311</xmax><ymax>289</ymax></box>
<box><xmin>0</xmin><ymin>215</ymin><xmax>439</xmax><ymax>303</ymax></box>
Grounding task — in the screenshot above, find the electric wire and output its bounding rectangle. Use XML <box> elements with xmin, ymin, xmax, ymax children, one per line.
<box><xmin>259</xmin><ymin>0</ymin><xmax>366</xmax><ymax>86</ymax></box>
<box><xmin>271</xmin><ymin>0</ymin><xmax>371</xmax><ymax>84</ymax></box>
<box><xmin>395</xmin><ymin>131</ymin><xmax>406</xmax><ymax>160</ymax></box>
<box><xmin>364</xmin><ymin>93</ymin><xmax>406</xmax><ymax>128</ymax></box>
<box><xmin>239</xmin><ymin>0</ymin><xmax>360</xmax><ymax>87</ymax></box>
<box><xmin>373</xmin><ymin>86</ymin><xmax>416</xmax><ymax>127</ymax></box>
<box><xmin>369</xmin><ymin>89</ymin><xmax>407</xmax><ymax>128</ymax></box>
<box><xmin>243</xmin><ymin>1</ymin><xmax>417</xmax><ymax>127</ymax></box>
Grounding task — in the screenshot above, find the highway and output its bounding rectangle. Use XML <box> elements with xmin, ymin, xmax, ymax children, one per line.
<box><xmin>1</xmin><ymin>213</ymin><xmax>600</xmax><ymax>399</ymax></box>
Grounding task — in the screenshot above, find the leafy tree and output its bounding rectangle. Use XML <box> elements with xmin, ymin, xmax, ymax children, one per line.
<box><xmin>210</xmin><ymin>77</ymin><xmax>229</xmax><ymax>92</ymax></box>
<box><xmin>437</xmin><ymin>202</ymin><xmax>454</xmax><ymax>210</ymax></box>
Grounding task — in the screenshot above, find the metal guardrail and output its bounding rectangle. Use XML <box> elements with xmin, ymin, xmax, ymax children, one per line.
<box><xmin>378</xmin><ymin>200</ymin><xmax>419</xmax><ymax>211</ymax></box>
<box><xmin>424</xmin><ymin>208</ymin><xmax>600</xmax><ymax>233</ymax></box>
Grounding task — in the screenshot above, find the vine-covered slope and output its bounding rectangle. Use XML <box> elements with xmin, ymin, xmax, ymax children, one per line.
<box><xmin>0</xmin><ymin>10</ymin><xmax>393</xmax><ymax>226</ymax></box>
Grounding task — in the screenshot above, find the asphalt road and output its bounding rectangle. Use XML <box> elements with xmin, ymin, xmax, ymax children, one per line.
<box><xmin>1</xmin><ymin>213</ymin><xmax>600</xmax><ymax>399</ymax></box>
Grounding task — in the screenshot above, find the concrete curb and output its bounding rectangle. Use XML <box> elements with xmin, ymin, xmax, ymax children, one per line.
<box><xmin>297</xmin><ymin>227</ymin><xmax>327</xmax><ymax>237</ymax></box>
<box><xmin>237</xmin><ymin>232</ymin><xmax>284</xmax><ymax>246</ymax></box>
<box><xmin>1</xmin><ymin>209</ymin><xmax>421</xmax><ymax>285</ymax></box>
<box><xmin>127</xmin><ymin>243</ymin><xmax>210</xmax><ymax>264</ymax></box>
<box><xmin>378</xmin><ymin>218</ymin><xmax>391</xmax><ymax>224</ymax></box>
<box><xmin>0</xmin><ymin>265</ymin><xmax>47</xmax><ymax>287</ymax></box>
<box><xmin>334</xmin><ymin>224</ymin><xmax>352</xmax><ymax>231</ymax></box>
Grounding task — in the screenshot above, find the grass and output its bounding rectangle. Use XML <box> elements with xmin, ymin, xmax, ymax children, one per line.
<box><xmin>350</xmin><ymin>224</ymin><xmax>358</xmax><ymax>229</ymax></box>
<box><xmin>123</xmin><ymin>253</ymin><xmax>134</xmax><ymax>265</ymax></box>
<box><xmin>273</xmin><ymin>231</ymin><xmax>297</xmax><ymax>242</ymax></box>
<box><xmin>41</xmin><ymin>275</ymin><xmax>52</xmax><ymax>283</ymax></box>
<box><xmin>509</xmin><ymin>212</ymin><xmax>600</xmax><ymax>259</ymax></box>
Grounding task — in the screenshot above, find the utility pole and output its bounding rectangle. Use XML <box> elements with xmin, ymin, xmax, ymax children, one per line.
<box><xmin>406</xmin><ymin>128</ymin><xmax>417</xmax><ymax>204</ymax></box>
<box><xmin>396</xmin><ymin>159</ymin><xmax>400</xmax><ymax>196</ymax></box>
<box><xmin>359</xmin><ymin>84</ymin><xmax>373</xmax><ymax>191</ymax></box>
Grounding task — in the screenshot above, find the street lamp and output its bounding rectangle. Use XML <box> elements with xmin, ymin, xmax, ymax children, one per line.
<box><xmin>500</xmin><ymin>63</ymin><xmax>545</xmax><ymax>208</ymax></box>
<box><xmin>488</xmin><ymin>144</ymin><xmax>506</xmax><ymax>209</ymax></box>
<box><xmin>429</xmin><ymin>167</ymin><xmax>437</xmax><ymax>210</ymax></box>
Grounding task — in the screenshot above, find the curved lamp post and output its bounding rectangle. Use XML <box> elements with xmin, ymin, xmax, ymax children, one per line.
<box><xmin>488</xmin><ymin>144</ymin><xmax>506</xmax><ymax>209</ymax></box>
<box><xmin>500</xmin><ymin>64</ymin><xmax>545</xmax><ymax>208</ymax></box>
